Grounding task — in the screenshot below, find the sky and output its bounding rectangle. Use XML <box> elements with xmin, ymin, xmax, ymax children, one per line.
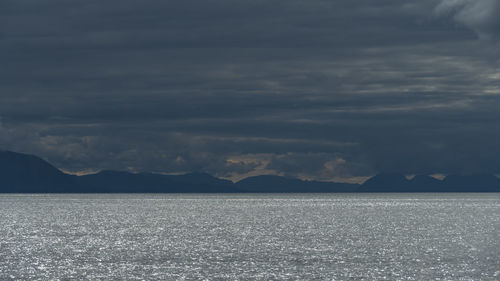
<box><xmin>1</xmin><ymin>0</ymin><xmax>499</xmax><ymax>183</ymax></box>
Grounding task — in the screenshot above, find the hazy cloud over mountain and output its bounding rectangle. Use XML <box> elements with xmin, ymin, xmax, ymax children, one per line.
<box><xmin>1</xmin><ymin>0</ymin><xmax>499</xmax><ymax>181</ymax></box>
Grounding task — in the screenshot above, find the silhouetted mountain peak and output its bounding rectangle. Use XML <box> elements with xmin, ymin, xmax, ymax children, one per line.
<box><xmin>237</xmin><ymin>175</ymin><xmax>359</xmax><ymax>193</ymax></box>
<box><xmin>442</xmin><ymin>174</ymin><xmax>500</xmax><ymax>191</ymax></box>
<box><xmin>0</xmin><ymin>150</ymin><xmax>66</xmax><ymax>178</ymax></box>
<box><xmin>0</xmin><ymin>150</ymin><xmax>63</xmax><ymax>176</ymax></box>
<box><xmin>0</xmin><ymin>150</ymin><xmax>499</xmax><ymax>193</ymax></box>
<box><xmin>237</xmin><ymin>175</ymin><xmax>301</xmax><ymax>184</ymax></box>
<box><xmin>361</xmin><ymin>173</ymin><xmax>408</xmax><ymax>190</ymax></box>
<box><xmin>410</xmin><ymin>175</ymin><xmax>442</xmax><ymax>185</ymax></box>
<box><xmin>0</xmin><ymin>150</ymin><xmax>73</xmax><ymax>192</ymax></box>
<box><xmin>175</xmin><ymin>172</ymin><xmax>233</xmax><ymax>185</ymax></box>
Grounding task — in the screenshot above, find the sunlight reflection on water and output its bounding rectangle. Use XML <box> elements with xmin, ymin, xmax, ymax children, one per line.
<box><xmin>0</xmin><ymin>193</ymin><xmax>499</xmax><ymax>280</ymax></box>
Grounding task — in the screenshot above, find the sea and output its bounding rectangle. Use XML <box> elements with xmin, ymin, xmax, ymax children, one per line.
<box><xmin>0</xmin><ymin>193</ymin><xmax>498</xmax><ymax>280</ymax></box>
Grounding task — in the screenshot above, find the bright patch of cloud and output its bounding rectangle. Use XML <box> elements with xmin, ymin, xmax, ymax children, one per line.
<box><xmin>435</xmin><ymin>0</ymin><xmax>500</xmax><ymax>40</ymax></box>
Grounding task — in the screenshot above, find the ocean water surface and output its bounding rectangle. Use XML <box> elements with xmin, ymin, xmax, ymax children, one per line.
<box><xmin>0</xmin><ymin>193</ymin><xmax>499</xmax><ymax>280</ymax></box>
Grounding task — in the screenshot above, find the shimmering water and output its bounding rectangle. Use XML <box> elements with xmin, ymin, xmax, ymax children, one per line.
<box><xmin>0</xmin><ymin>193</ymin><xmax>499</xmax><ymax>280</ymax></box>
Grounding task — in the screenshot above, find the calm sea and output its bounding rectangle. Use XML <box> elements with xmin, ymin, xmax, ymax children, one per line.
<box><xmin>0</xmin><ymin>193</ymin><xmax>499</xmax><ymax>280</ymax></box>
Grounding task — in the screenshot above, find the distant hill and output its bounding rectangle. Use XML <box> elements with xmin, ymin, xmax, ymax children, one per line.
<box><xmin>360</xmin><ymin>173</ymin><xmax>409</xmax><ymax>192</ymax></box>
<box><xmin>0</xmin><ymin>150</ymin><xmax>75</xmax><ymax>192</ymax></box>
<box><xmin>359</xmin><ymin>173</ymin><xmax>500</xmax><ymax>192</ymax></box>
<box><xmin>76</xmin><ymin>171</ymin><xmax>238</xmax><ymax>193</ymax></box>
<box><xmin>0</xmin><ymin>150</ymin><xmax>499</xmax><ymax>193</ymax></box>
<box><xmin>236</xmin><ymin>175</ymin><xmax>359</xmax><ymax>193</ymax></box>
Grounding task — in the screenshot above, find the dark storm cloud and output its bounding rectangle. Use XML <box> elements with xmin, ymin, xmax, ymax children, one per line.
<box><xmin>1</xmin><ymin>0</ymin><xmax>499</xmax><ymax>181</ymax></box>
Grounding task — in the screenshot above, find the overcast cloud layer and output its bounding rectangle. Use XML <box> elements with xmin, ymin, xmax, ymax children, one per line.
<box><xmin>1</xmin><ymin>0</ymin><xmax>499</xmax><ymax>182</ymax></box>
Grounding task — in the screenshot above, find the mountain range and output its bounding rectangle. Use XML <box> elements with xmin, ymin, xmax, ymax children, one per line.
<box><xmin>1</xmin><ymin>150</ymin><xmax>499</xmax><ymax>193</ymax></box>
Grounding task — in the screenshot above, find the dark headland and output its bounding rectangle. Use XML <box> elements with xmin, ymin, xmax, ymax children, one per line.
<box><xmin>1</xmin><ymin>150</ymin><xmax>499</xmax><ymax>193</ymax></box>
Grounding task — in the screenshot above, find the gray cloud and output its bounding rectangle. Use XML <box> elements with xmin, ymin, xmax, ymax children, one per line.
<box><xmin>435</xmin><ymin>0</ymin><xmax>500</xmax><ymax>41</ymax></box>
<box><xmin>1</xmin><ymin>0</ymin><xmax>499</xmax><ymax>181</ymax></box>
